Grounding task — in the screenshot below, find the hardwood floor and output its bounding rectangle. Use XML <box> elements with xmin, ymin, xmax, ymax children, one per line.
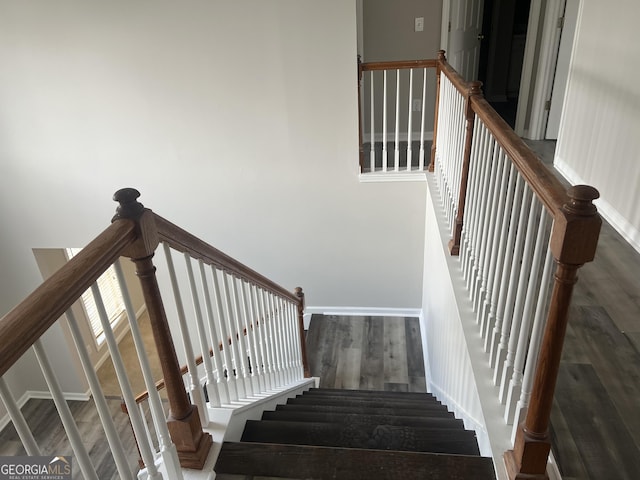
<box><xmin>306</xmin><ymin>315</ymin><xmax>427</xmax><ymax>393</ymax></box>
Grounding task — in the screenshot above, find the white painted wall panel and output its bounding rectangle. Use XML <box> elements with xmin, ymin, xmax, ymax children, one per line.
<box><xmin>555</xmin><ymin>0</ymin><xmax>640</xmax><ymax>252</ymax></box>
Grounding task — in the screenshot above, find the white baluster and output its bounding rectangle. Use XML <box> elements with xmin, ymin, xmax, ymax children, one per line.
<box><xmin>504</xmin><ymin>207</ymin><xmax>550</xmax><ymax>423</ymax></box>
<box><xmin>32</xmin><ymin>339</ymin><xmax>98</xmax><ymax>480</ymax></box>
<box><xmin>221</xmin><ymin>271</ymin><xmax>247</xmax><ymax>399</ymax></box>
<box><xmin>406</xmin><ymin>68</ymin><xmax>414</xmax><ymax>170</ymax></box>
<box><xmin>64</xmin><ymin>308</ymin><xmax>135</xmax><ymax>480</ymax></box>
<box><xmin>0</xmin><ymin>376</ymin><xmax>41</xmax><ymax>455</ymax></box>
<box><xmin>370</xmin><ymin>72</ymin><xmax>375</xmax><ymax>172</ymax></box>
<box><xmin>238</xmin><ymin>279</ymin><xmax>263</xmax><ymax>394</ymax></box>
<box><xmin>258</xmin><ymin>288</ymin><xmax>278</xmax><ymax>388</ymax></box>
<box><xmin>161</xmin><ymin>244</ymin><xmax>208</xmax><ymax>425</ymax></box>
<box><xmin>210</xmin><ymin>266</ymin><xmax>239</xmax><ymax>402</ymax></box>
<box><xmin>290</xmin><ymin>301</ymin><xmax>304</xmax><ymax>378</ymax></box>
<box><xmin>247</xmin><ymin>283</ymin><xmax>269</xmax><ymax>393</ymax></box>
<box><xmin>484</xmin><ymin>162</ymin><xmax>517</xmax><ymax>353</ymax></box>
<box><xmin>489</xmin><ymin>174</ymin><xmax>526</xmax><ymax>368</ymax></box>
<box><xmin>198</xmin><ymin>261</ymin><xmax>229</xmax><ymax>404</ymax></box>
<box><xmin>382</xmin><ymin>70</ymin><xmax>388</xmax><ymax>172</ymax></box>
<box><xmin>184</xmin><ymin>254</ymin><xmax>220</xmax><ymax>408</ymax></box>
<box><xmin>511</xmin><ymin>248</ymin><xmax>555</xmax><ymax>442</ymax></box>
<box><xmin>230</xmin><ymin>276</ymin><xmax>255</xmax><ymax>397</ymax></box>
<box><xmin>461</xmin><ymin>119</ymin><xmax>483</xmax><ymax>277</ymax></box>
<box><xmin>114</xmin><ymin>261</ymin><xmax>179</xmax><ymax>479</ymax></box>
<box><xmin>419</xmin><ymin>68</ymin><xmax>427</xmax><ymax>170</ymax></box>
<box><xmin>280</xmin><ymin>298</ymin><xmax>295</xmax><ymax>381</ymax></box>
<box><xmin>268</xmin><ymin>292</ymin><xmax>286</xmax><ymax>386</ymax></box>
<box><xmin>493</xmin><ymin>185</ymin><xmax>533</xmax><ymax>387</ymax></box>
<box><xmin>394</xmin><ymin>69</ymin><xmax>401</xmax><ymax>171</ymax></box>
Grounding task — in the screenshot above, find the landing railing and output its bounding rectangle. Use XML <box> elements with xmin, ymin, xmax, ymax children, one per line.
<box><xmin>0</xmin><ymin>189</ymin><xmax>309</xmax><ymax>479</ymax></box>
<box><xmin>360</xmin><ymin>52</ymin><xmax>602</xmax><ymax>479</ymax></box>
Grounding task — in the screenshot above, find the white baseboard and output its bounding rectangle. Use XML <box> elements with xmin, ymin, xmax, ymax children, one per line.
<box><xmin>555</xmin><ymin>158</ymin><xmax>640</xmax><ymax>254</ymax></box>
<box><xmin>305</xmin><ymin>306</ymin><xmax>422</xmax><ymax>318</ymax></box>
<box><xmin>359</xmin><ymin>171</ymin><xmax>427</xmax><ymax>183</ymax></box>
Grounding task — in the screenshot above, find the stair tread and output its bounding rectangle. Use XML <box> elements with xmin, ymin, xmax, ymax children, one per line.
<box><xmin>304</xmin><ymin>388</ymin><xmax>439</xmax><ymax>400</ymax></box>
<box><xmin>300</xmin><ymin>392</ymin><xmax>441</xmax><ymax>405</ymax></box>
<box><xmin>275</xmin><ymin>403</ymin><xmax>455</xmax><ymax>418</ymax></box>
<box><xmin>262</xmin><ymin>410</ymin><xmax>464</xmax><ymax>428</ymax></box>
<box><xmin>241</xmin><ymin>419</ymin><xmax>480</xmax><ymax>455</ymax></box>
<box><xmin>215</xmin><ymin>442</ymin><xmax>496</xmax><ymax>480</ymax></box>
<box><xmin>287</xmin><ymin>396</ymin><xmax>447</xmax><ymax>410</ymax></box>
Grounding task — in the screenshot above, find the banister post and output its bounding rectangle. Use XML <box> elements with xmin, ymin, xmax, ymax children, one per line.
<box><xmin>294</xmin><ymin>287</ymin><xmax>311</xmax><ymax>378</ymax></box>
<box><xmin>112</xmin><ymin>188</ymin><xmax>213</xmax><ymax>470</ymax></box>
<box><xmin>357</xmin><ymin>55</ymin><xmax>365</xmax><ymax>173</ymax></box>
<box><xmin>504</xmin><ymin>185</ymin><xmax>601</xmax><ymax>479</ymax></box>
<box><xmin>429</xmin><ymin>50</ymin><xmax>447</xmax><ymax>172</ymax></box>
<box><xmin>448</xmin><ymin>81</ymin><xmax>483</xmax><ymax>255</ymax></box>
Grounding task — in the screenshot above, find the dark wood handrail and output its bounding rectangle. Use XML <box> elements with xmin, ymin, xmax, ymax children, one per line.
<box><xmin>360</xmin><ymin>59</ymin><xmax>438</xmax><ymax>71</ymax></box>
<box><xmin>0</xmin><ymin>220</ymin><xmax>137</xmax><ymax>378</ymax></box>
<box><xmin>469</xmin><ymin>96</ymin><xmax>568</xmax><ymax>216</ymax></box>
<box><xmin>154</xmin><ymin>213</ymin><xmax>299</xmax><ymax>305</ymax></box>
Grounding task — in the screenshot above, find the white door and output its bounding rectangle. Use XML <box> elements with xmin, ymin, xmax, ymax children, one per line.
<box><xmin>545</xmin><ymin>0</ymin><xmax>579</xmax><ymax>139</ymax></box>
<box><xmin>447</xmin><ymin>0</ymin><xmax>485</xmax><ymax>81</ymax></box>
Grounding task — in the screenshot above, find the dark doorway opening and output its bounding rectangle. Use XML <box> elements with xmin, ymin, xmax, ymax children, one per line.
<box><xmin>477</xmin><ymin>0</ymin><xmax>531</xmax><ymax>128</ymax></box>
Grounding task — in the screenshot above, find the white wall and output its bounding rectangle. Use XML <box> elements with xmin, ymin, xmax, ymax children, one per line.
<box><xmin>554</xmin><ymin>0</ymin><xmax>640</xmax><ymax>252</ymax></box>
<box><xmin>0</xmin><ymin>1</ymin><xmax>426</xmax><ymax>408</ymax></box>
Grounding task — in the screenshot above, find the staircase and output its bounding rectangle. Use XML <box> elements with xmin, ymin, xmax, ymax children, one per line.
<box><xmin>215</xmin><ymin>388</ymin><xmax>495</xmax><ymax>479</ymax></box>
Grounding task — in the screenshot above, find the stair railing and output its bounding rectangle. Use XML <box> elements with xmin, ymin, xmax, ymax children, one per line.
<box><xmin>428</xmin><ymin>52</ymin><xmax>602</xmax><ymax>479</ymax></box>
<box><xmin>0</xmin><ymin>188</ymin><xmax>309</xmax><ymax>478</ymax></box>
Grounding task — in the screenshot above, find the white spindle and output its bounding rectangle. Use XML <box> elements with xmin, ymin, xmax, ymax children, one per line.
<box><xmin>238</xmin><ymin>279</ymin><xmax>262</xmax><ymax>394</ymax></box>
<box><xmin>184</xmin><ymin>254</ymin><xmax>221</xmax><ymax>408</ymax></box>
<box><xmin>382</xmin><ymin>70</ymin><xmax>388</xmax><ymax>172</ymax></box>
<box><xmin>493</xmin><ymin>185</ymin><xmax>532</xmax><ymax>386</ymax></box>
<box><xmin>229</xmin><ymin>275</ymin><xmax>255</xmax><ymax>397</ymax></box>
<box><xmin>268</xmin><ymin>292</ymin><xmax>286</xmax><ymax>385</ymax></box>
<box><xmin>499</xmin><ymin>197</ymin><xmax>540</xmax><ymax>402</ymax></box>
<box><xmin>210</xmin><ymin>266</ymin><xmax>239</xmax><ymax>402</ymax></box>
<box><xmin>407</xmin><ymin>68</ymin><xmax>414</xmax><ymax>170</ymax></box>
<box><xmin>32</xmin><ymin>340</ymin><xmax>98</xmax><ymax>480</ymax></box>
<box><xmin>484</xmin><ymin>162</ymin><xmax>517</xmax><ymax>354</ymax></box>
<box><xmin>90</xmin><ymin>283</ymin><xmax>166</xmax><ymax>479</ymax></box>
<box><xmin>394</xmin><ymin>69</ymin><xmax>401</xmax><ymax>171</ymax></box>
<box><xmin>290</xmin><ymin>301</ymin><xmax>304</xmax><ymax>378</ymax></box>
<box><xmin>461</xmin><ymin>118</ymin><xmax>483</xmax><ymax>278</ymax></box>
<box><xmin>248</xmin><ymin>283</ymin><xmax>270</xmax><ymax>392</ymax></box>
<box><xmin>114</xmin><ymin>261</ymin><xmax>179</xmax><ymax>478</ymax></box>
<box><xmin>221</xmin><ymin>271</ymin><xmax>247</xmax><ymax>399</ymax></box>
<box><xmin>281</xmin><ymin>298</ymin><xmax>295</xmax><ymax>380</ymax></box>
<box><xmin>259</xmin><ymin>288</ymin><xmax>279</xmax><ymax>388</ymax></box>
<box><xmin>64</xmin><ymin>308</ymin><xmax>135</xmax><ymax>480</ymax></box>
<box><xmin>198</xmin><ymin>261</ymin><xmax>230</xmax><ymax>404</ymax></box>
<box><xmin>0</xmin><ymin>376</ymin><xmax>40</xmax><ymax>455</ymax></box>
<box><xmin>489</xmin><ymin>175</ymin><xmax>526</xmax><ymax>369</ymax></box>
<box><xmin>419</xmin><ymin>68</ymin><xmax>427</xmax><ymax>170</ymax></box>
<box><xmin>504</xmin><ymin>207</ymin><xmax>550</xmax><ymax>423</ymax></box>
<box><xmin>162</xmin><ymin>244</ymin><xmax>208</xmax><ymax>425</ymax></box>
<box><xmin>511</xmin><ymin>248</ymin><xmax>555</xmax><ymax>442</ymax></box>
<box><xmin>370</xmin><ymin>72</ymin><xmax>375</xmax><ymax>172</ymax></box>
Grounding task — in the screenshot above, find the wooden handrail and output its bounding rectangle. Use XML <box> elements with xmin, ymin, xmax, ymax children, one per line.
<box><xmin>360</xmin><ymin>59</ymin><xmax>438</xmax><ymax>71</ymax></box>
<box><xmin>0</xmin><ymin>220</ymin><xmax>137</xmax><ymax>378</ymax></box>
<box><xmin>154</xmin><ymin>214</ymin><xmax>299</xmax><ymax>305</ymax></box>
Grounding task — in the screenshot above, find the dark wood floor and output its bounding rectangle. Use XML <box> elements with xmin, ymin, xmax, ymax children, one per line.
<box><xmin>306</xmin><ymin>315</ymin><xmax>426</xmax><ymax>393</ymax></box>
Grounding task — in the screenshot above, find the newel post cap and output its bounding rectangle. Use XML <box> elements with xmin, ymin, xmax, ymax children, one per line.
<box><xmin>112</xmin><ymin>188</ymin><xmax>145</xmax><ymax>222</ymax></box>
<box><xmin>563</xmin><ymin>185</ymin><xmax>599</xmax><ymax>216</ymax></box>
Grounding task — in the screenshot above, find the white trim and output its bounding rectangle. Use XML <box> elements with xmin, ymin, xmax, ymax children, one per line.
<box><xmin>359</xmin><ymin>171</ymin><xmax>427</xmax><ymax>183</ymax></box>
<box><xmin>305</xmin><ymin>306</ymin><xmax>421</xmax><ymax>318</ymax></box>
<box><xmin>554</xmin><ymin>159</ymin><xmax>640</xmax><ymax>255</ymax></box>
<box><xmin>440</xmin><ymin>0</ymin><xmax>451</xmax><ymax>52</ymax></box>
<box><xmin>525</xmin><ymin>0</ymin><xmax>567</xmax><ymax>140</ymax></box>
<box><xmin>515</xmin><ymin>0</ymin><xmax>544</xmax><ymax>136</ymax></box>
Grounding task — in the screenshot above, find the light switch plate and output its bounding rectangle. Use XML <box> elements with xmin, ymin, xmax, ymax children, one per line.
<box><xmin>415</xmin><ymin>17</ymin><xmax>424</xmax><ymax>32</ymax></box>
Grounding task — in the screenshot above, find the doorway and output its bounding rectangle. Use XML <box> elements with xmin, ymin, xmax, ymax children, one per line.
<box><xmin>477</xmin><ymin>0</ymin><xmax>532</xmax><ymax>128</ymax></box>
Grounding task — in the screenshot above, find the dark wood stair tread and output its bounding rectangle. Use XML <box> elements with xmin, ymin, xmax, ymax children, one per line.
<box><xmin>262</xmin><ymin>410</ymin><xmax>464</xmax><ymax>429</ymax></box>
<box><xmin>275</xmin><ymin>403</ymin><xmax>455</xmax><ymax>418</ymax></box>
<box><xmin>287</xmin><ymin>395</ymin><xmax>448</xmax><ymax>411</ymax></box>
<box><xmin>241</xmin><ymin>419</ymin><xmax>480</xmax><ymax>455</ymax></box>
<box><xmin>304</xmin><ymin>388</ymin><xmax>439</xmax><ymax>401</ymax></box>
<box><xmin>215</xmin><ymin>442</ymin><xmax>496</xmax><ymax>480</ymax></box>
